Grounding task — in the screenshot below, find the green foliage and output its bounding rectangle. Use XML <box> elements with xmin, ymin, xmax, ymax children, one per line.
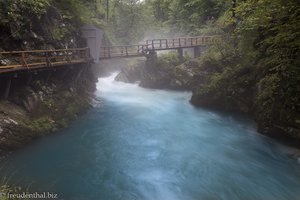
<box><xmin>0</xmin><ymin>185</ymin><xmax>29</xmax><ymax>200</ymax></box>
<box><xmin>23</xmin><ymin>117</ymin><xmax>57</xmax><ymax>134</ymax></box>
<box><xmin>0</xmin><ymin>0</ymin><xmax>49</xmax><ymax>39</ymax></box>
<box><xmin>0</xmin><ymin>0</ymin><xmax>107</xmax><ymax>49</ymax></box>
<box><xmin>170</xmin><ymin>0</ymin><xmax>229</xmax><ymax>33</ymax></box>
<box><xmin>107</xmin><ymin>0</ymin><xmax>148</xmax><ymax>44</ymax></box>
<box><xmin>0</xmin><ymin>185</ymin><xmax>10</xmax><ymax>200</ymax></box>
<box><xmin>0</xmin><ymin>0</ymin><xmax>49</xmax><ymax>23</ymax></box>
<box><xmin>149</xmin><ymin>0</ymin><xmax>172</xmax><ymax>22</ymax></box>
<box><xmin>196</xmin><ymin>48</ymin><xmax>255</xmax><ymax>106</ymax></box>
<box><xmin>51</xmin><ymin>25</ymin><xmax>74</xmax><ymax>42</ymax></box>
<box><xmin>53</xmin><ymin>0</ymin><xmax>103</xmax><ymax>25</ymax></box>
<box><xmin>256</xmin><ymin>73</ymin><xmax>280</xmax><ymax>120</ymax></box>
<box><xmin>234</xmin><ymin>0</ymin><xmax>300</xmax><ymax>131</ymax></box>
<box><xmin>190</xmin><ymin>0</ymin><xmax>300</xmax><ymax>137</ymax></box>
<box><xmin>144</xmin><ymin>0</ymin><xmax>229</xmax><ymax>35</ymax></box>
<box><xmin>157</xmin><ymin>52</ymin><xmax>182</xmax><ymax>67</ymax></box>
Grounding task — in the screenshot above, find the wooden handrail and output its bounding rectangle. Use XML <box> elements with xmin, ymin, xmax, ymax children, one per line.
<box><xmin>0</xmin><ymin>36</ymin><xmax>218</xmax><ymax>71</ymax></box>
<box><xmin>99</xmin><ymin>36</ymin><xmax>217</xmax><ymax>59</ymax></box>
<box><xmin>0</xmin><ymin>47</ymin><xmax>89</xmax><ymax>54</ymax></box>
<box><xmin>0</xmin><ymin>48</ymin><xmax>90</xmax><ymax>71</ymax></box>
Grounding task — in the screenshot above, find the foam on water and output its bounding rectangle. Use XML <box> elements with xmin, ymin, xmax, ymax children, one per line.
<box><xmin>1</xmin><ymin>72</ymin><xmax>300</xmax><ymax>200</ymax></box>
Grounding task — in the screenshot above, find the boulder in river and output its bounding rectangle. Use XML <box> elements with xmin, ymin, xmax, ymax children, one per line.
<box><xmin>115</xmin><ymin>59</ymin><xmax>145</xmax><ymax>83</ymax></box>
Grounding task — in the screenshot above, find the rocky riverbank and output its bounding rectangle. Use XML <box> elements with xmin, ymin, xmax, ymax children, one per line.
<box><xmin>0</xmin><ymin>65</ymin><xmax>97</xmax><ymax>159</ymax></box>
<box><xmin>115</xmin><ymin>52</ymin><xmax>300</xmax><ymax>148</ymax></box>
<box><xmin>115</xmin><ymin>52</ymin><xmax>195</xmax><ymax>90</ymax></box>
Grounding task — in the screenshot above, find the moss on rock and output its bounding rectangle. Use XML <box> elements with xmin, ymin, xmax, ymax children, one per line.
<box><xmin>0</xmin><ymin>65</ymin><xmax>96</xmax><ymax>154</ymax></box>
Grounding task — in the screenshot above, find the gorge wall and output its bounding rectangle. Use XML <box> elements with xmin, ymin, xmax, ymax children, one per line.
<box><xmin>0</xmin><ymin>65</ymin><xmax>97</xmax><ymax>159</ymax></box>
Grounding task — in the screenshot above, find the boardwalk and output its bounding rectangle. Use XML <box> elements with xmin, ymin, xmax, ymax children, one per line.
<box><xmin>0</xmin><ymin>36</ymin><xmax>216</xmax><ymax>74</ymax></box>
<box><xmin>0</xmin><ymin>48</ymin><xmax>90</xmax><ymax>74</ymax></box>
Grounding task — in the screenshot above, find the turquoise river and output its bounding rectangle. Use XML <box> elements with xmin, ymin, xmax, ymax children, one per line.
<box><xmin>1</xmin><ymin>72</ymin><xmax>300</xmax><ymax>200</ymax></box>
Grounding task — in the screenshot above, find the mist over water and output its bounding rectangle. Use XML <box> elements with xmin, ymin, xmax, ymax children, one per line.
<box><xmin>1</xmin><ymin>72</ymin><xmax>300</xmax><ymax>200</ymax></box>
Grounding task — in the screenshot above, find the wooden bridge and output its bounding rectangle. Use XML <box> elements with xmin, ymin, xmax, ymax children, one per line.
<box><xmin>99</xmin><ymin>36</ymin><xmax>215</xmax><ymax>59</ymax></box>
<box><xmin>0</xmin><ymin>36</ymin><xmax>215</xmax><ymax>75</ymax></box>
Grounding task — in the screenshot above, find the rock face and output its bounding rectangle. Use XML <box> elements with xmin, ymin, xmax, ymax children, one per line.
<box><xmin>115</xmin><ymin>53</ymin><xmax>200</xmax><ymax>90</ymax></box>
<box><xmin>190</xmin><ymin>57</ymin><xmax>300</xmax><ymax>146</ymax></box>
<box><xmin>0</xmin><ymin>65</ymin><xmax>97</xmax><ymax>156</ymax></box>
<box><xmin>115</xmin><ymin>60</ymin><xmax>145</xmax><ymax>83</ymax></box>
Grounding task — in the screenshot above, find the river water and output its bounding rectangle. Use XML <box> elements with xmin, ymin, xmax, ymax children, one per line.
<box><xmin>1</xmin><ymin>72</ymin><xmax>300</xmax><ymax>200</ymax></box>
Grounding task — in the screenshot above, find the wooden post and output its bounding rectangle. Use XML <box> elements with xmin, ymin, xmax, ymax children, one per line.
<box><xmin>179</xmin><ymin>38</ymin><xmax>181</xmax><ymax>47</ymax></box>
<box><xmin>46</xmin><ymin>52</ymin><xmax>50</xmax><ymax>67</ymax></box>
<box><xmin>66</xmin><ymin>51</ymin><xmax>71</xmax><ymax>63</ymax></box>
<box><xmin>85</xmin><ymin>48</ymin><xmax>90</xmax><ymax>61</ymax></box>
<box><xmin>205</xmin><ymin>37</ymin><xmax>209</xmax><ymax>44</ymax></box>
<box><xmin>21</xmin><ymin>52</ymin><xmax>28</xmax><ymax>68</ymax></box>
<box><xmin>4</xmin><ymin>77</ymin><xmax>12</xmax><ymax>99</ymax></box>
<box><xmin>152</xmin><ymin>40</ymin><xmax>154</xmax><ymax>49</ymax></box>
<box><xmin>125</xmin><ymin>46</ymin><xmax>128</xmax><ymax>56</ymax></box>
<box><xmin>172</xmin><ymin>39</ymin><xmax>175</xmax><ymax>47</ymax></box>
<box><xmin>103</xmin><ymin>47</ymin><xmax>106</xmax><ymax>58</ymax></box>
<box><xmin>21</xmin><ymin>52</ymin><xmax>24</xmax><ymax>67</ymax></box>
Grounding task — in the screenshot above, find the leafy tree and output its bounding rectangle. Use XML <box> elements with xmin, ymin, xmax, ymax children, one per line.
<box><xmin>107</xmin><ymin>0</ymin><xmax>148</xmax><ymax>44</ymax></box>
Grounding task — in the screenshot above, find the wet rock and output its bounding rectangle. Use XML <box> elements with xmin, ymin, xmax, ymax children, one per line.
<box><xmin>115</xmin><ymin>60</ymin><xmax>145</xmax><ymax>83</ymax></box>
<box><xmin>0</xmin><ymin>59</ymin><xmax>10</xmax><ymax>65</ymax></box>
<box><xmin>115</xmin><ymin>72</ymin><xmax>130</xmax><ymax>83</ymax></box>
<box><xmin>23</xmin><ymin>94</ymin><xmax>40</xmax><ymax>113</ymax></box>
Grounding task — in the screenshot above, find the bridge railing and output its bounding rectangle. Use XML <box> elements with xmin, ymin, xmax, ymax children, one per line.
<box><xmin>145</xmin><ymin>36</ymin><xmax>215</xmax><ymax>50</ymax></box>
<box><xmin>0</xmin><ymin>48</ymin><xmax>90</xmax><ymax>70</ymax></box>
<box><xmin>100</xmin><ymin>45</ymin><xmax>146</xmax><ymax>59</ymax></box>
<box><xmin>99</xmin><ymin>36</ymin><xmax>219</xmax><ymax>59</ymax></box>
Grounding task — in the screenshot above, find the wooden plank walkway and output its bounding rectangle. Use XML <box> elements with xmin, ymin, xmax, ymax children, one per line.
<box><xmin>0</xmin><ymin>48</ymin><xmax>90</xmax><ymax>74</ymax></box>
<box><xmin>0</xmin><ymin>36</ymin><xmax>217</xmax><ymax>74</ymax></box>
